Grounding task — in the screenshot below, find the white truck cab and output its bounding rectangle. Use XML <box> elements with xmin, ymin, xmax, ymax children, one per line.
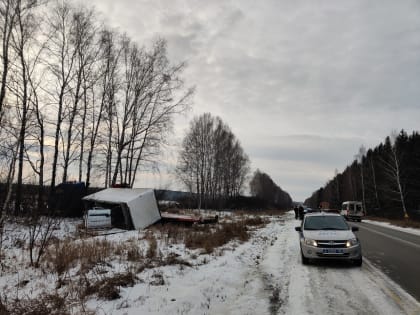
<box><xmin>340</xmin><ymin>201</ymin><xmax>364</xmax><ymax>222</ymax></box>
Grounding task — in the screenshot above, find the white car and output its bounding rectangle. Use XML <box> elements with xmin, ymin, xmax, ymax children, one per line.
<box><xmin>295</xmin><ymin>212</ymin><xmax>362</xmax><ymax>266</ymax></box>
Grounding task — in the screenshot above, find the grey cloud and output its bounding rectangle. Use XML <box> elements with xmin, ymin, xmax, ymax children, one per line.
<box><xmin>246</xmin><ymin>134</ymin><xmax>364</xmax><ymax>167</ymax></box>
<box><xmin>84</xmin><ymin>0</ymin><xmax>420</xmax><ymax>201</ymax></box>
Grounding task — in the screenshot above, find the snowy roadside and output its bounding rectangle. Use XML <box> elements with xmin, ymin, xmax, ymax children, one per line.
<box><xmin>1</xmin><ymin>212</ymin><xmax>419</xmax><ymax>314</ymax></box>
<box><xmin>91</xmin><ymin>212</ymin><xmax>420</xmax><ymax>314</ymax></box>
<box><xmin>88</xmin><ymin>216</ymin><xmax>282</xmax><ymax>315</ymax></box>
<box><xmin>363</xmin><ymin>219</ymin><xmax>420</xmax><ymax>237</ymax></box>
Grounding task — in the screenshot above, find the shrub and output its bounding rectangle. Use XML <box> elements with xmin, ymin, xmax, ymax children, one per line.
<box><xmin>6</xmin><ymin>293</ymin><xmax>69</xmax><ymax>315</ymax></box>
<box><xmin>45</xmin><ymin>238</ymin><xmax>114</xmax><ymax>274</ymax></box>
<box><xmin>126</xmin><ymin>244</ymin><xmax>143</xmax><ymax>261</ymax></box>
<box><xmin>243</xmin><ymin>216</ymin><xmax>267</xmax><ymax>226</ymax></box>
<box><xmin>146</xmin><ymin>236</ymin><xmax>158</xmax><ymax>259</ymax></box>
<box><xmin>84</xmin><ymin>271</ymin><xmax>138</xmax><ymax>301</ymax></box>
<box><xmin>47</xmin><ymin>239</ymin><xmax>79</xmax><ymax>275</ymax></box>
<box><xmin>185</xmin><ymin>221</ymin><xmax>249</xmax><ymax>254</ymax></box>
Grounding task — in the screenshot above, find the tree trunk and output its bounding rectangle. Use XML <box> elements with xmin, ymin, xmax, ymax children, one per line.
<box><xmin>15</xmin><ymin>11</ymin><xmax>29</xmax><ymax>215</ymax></box>
<box><xmin>50</xmin><ymin>88</ymin><xmax>64</xmax><ymax>195</ymax></box>
<box><xmin>392</xmin><ymin>147</ymin><xmax>409</xmax><ymax>218</ymax></box>
<box><xmin>2</xmin><ymin>146</ymin><xmax>18</xmax><ymax>214</ymax></box>
<box><xmin>0</xmin><ymin>0</ymin><xmax>16</xmax><ymax>118</ymax></box>
<box><xmin>79</xmin><ymin>80</ymin><xmax>87</xmax><ymax>182</ymax></box>
<box><xmin>62</xmin><ymin>70</ymin><xmax>82</xmax><ymax>183</ymax></box>
<box><xmin>370</xmin><ymin>156</ymin><xmax>381</xmax><ymax>211</ymax></box>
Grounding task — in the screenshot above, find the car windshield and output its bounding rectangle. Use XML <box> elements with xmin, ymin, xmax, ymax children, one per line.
<box><xmin>304</xmin><ymin>215</ymin><xmax>349</xmax><ymax>230</ymax></box>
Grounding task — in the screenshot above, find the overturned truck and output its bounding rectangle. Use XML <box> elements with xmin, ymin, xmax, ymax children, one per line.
<box><xmin>82</xmin><ymin>188</ymin><xmax>161</xmax><ymax>230</ymax></box>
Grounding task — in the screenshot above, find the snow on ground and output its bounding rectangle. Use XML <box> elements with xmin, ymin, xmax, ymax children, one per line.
<box><xmin>1</xmin><ymin>212</ymin><xmax>420</xmax><ymax>314</ymax></box>
<box><xmin>88</xmin><ymin>218</ymin><xmax>277</xmax><ymax>315</ymax></box>
<box><xmin>363</xmin><ymin>219</ymin><xmax>420</xmax><ymax>237</ymax></box>
<box><xmin>90</xmin><ymin>212</ymin><xmax>420</xmax><ymax>314</ymax></box>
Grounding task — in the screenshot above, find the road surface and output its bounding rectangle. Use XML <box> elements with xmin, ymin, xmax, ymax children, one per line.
<box><xmin>351</xmin><ymin>220</ymin><xmax>420</xmax><ymax>302</ymax></box>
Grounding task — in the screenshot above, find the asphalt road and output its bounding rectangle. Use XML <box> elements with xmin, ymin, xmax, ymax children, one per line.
<box><xmin>350</xmin><ymin>221</ymin><xmax>420</xmax><ymax>302</ymax></box>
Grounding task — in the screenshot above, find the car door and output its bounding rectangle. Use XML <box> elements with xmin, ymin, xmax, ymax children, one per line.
<box><xmin>355</xmin><ymin>203</ymin><xmax>363</xmax><ymax>216</ymax></box>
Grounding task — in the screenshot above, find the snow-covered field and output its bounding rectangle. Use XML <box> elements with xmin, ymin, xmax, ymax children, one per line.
<box><xmin>1</xmin><ymin>211</ymin><xmax>419</xmax><ymax>314</ymax></box>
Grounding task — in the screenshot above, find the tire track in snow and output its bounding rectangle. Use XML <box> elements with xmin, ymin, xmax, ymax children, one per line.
<box><xmin>259</xmin><ymin>217</ymin><xmax>293</xmax><ymax>314</ymax></box>
<box><xmin>304</xmin><ymin>264</ymin><xmax>379</xmax><ymax>315</ymax></box>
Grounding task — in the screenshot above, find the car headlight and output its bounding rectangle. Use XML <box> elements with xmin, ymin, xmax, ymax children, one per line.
<box><xmin>346</xmin><ymin>238</ymin><xmax>359</xmax><ymax>248</ymax></box>
<box><xmin>304</xmin><ymin>239</ymin><xmax>318</xmax><ymax>247</ymax></box>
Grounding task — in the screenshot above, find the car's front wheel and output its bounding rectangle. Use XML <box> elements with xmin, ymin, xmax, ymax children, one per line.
<box><xmin>353</xmin><ymin>256</ymin><xmax>362</xmax><ymax>267</ymax></box>
<box><xmin>301</xmin><ymin>251</ymin><xmax>310</xmax><ymax>265</ymax></box>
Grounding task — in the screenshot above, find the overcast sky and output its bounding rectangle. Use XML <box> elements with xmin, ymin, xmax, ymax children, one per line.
<box><xmin>84</xmin><ymin>0</ymin><xmax>420</xmax><ymax>201</ymax></box>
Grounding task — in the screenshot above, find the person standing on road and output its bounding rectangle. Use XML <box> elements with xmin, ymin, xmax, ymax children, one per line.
<box><xmin>298</xmin><ymin>205</ymin><xmax>304</xmax><ymax>220</ymax></box>
<box><xmin>294</xmin><ymin>206</ymin><xmax>299</xmax><ymax>219</ymax></box>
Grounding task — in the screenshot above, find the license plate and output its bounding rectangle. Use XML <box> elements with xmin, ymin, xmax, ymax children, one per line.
<box><xmin>322</xmin><ymin>249</ymin><xmax>344</xmax><ymax>254</ymax></box>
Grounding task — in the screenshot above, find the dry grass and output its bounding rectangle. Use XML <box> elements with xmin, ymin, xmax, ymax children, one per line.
<box><xmin>184</xmin><ymin>221</ymin><xmax>247</xmax><ymax>254</ymax></box>
<box><xmin>44</xmin><ymin>237</ymin><xmax>152</xmax><ymax>275</ymax></box>
<box><xmin>160</xmin><ymin>252</ymin><xmax>192</xmax><ymax>267</ymax></box>
<box><xmin>4</xmin><ymin>292</ymin><xmax>69</xmax><ymax>315</ymax></box>
<box><xmin>44</xmin><ymin>238</ymin><xmax>114</xmax><ymax>275</ymax></box>
<box><xmin>243</xmin><ymin>216</ymin><xmax>267</xmax><ymax>226</ymax></box>
<box><xmin>126</xmin><ymin>244</ymin><xmax>143</xmax><ymax>261</ymax></box>
<box><xmin>184</xmin><ymin>217</ymin><xmax>268</xmax><ymax>254</ymax></box>
<box><xmin>149</xmin><ymin>215</ymin><xmax>269</xmax><ymax>254</ymax></box>
<box><xmin>234</xmin><ymin>209</ymin><xmax>288</xmax><ymax>216</ymax></box>
<box><xmin>145</xmin><ymin>234</ymin><xmax>158</xmax><ymax>259</ymax></box>
<box><xmin>0</xmin><ymin>298</ymin><xmax>9</xmax><ymax>315</ymax></box>
<box><xmin>84</xmin><ymin>271</ymin><xmax>138</xmax><ymax>300</ymax></box>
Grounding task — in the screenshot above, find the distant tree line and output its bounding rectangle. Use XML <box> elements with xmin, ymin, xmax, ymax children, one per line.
<box><xmin>305</xmin><ymin>130</ymin><xmax>420</xmax><ymax>219</ymax></box>
<box><xmin>249</xmin><ymin>169</ymin><xmax>293</xmax><ymax>209</ymax></box>
<box><xmin>0</xmin><ymin>0</ymin><xmax>193</xmax><ymax>216</ymax></box>
<box><xmin>176</xmin><ymin>113</ymin><xmax>250</xmax><ymax>209</ymax></box>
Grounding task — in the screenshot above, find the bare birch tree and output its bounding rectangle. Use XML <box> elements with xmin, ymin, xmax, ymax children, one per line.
<box><xmin>109</xmin><ymin>38</ymin><xmax>192</xmax><ymax>187</ymax></box>
<box><xmin>177</xmin><ymin>113</ymin><xmax>249</xmax><ymax>209</ymax></box>
<box><xmin>356</xmin><ymin>145</ymin><xmax>367</xmax><ymax>214</ymax></box>
<box><xmin>0</xmin><ymin>0</ymin><xmax>18</xmax><ymax>121</ymax></box>
<box><xmin>0</xmin><ymin>0</ymin><xmax>194</xmax><ymax>207</ymax></box>
<box><xmin>61</xmin><ymin>7</ymin><xmax>96</xmax><ymax>183</ymax></box>
<box><xmin>84</xmin><ymin>28</ymin><xmax>118</xmax><ymax>188</ymax></box>
<box><xmin>380</xmin><ymin>132</ymin><xmax>409</xmax><ymax>218</ymax></box>
<box><xmin>9</xmin><ymin>0</ymin><xmax>42</xmax><ymax>214</ymax></box>
<box><xmin>0</xmin><ymin>121</ymin><xmax>18</xmax><ymax>213</ymax></box>
<box><xmin>46</xmin><ymin>0</ymin><xmax>77</xmax><ymax>196</ymax></box>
